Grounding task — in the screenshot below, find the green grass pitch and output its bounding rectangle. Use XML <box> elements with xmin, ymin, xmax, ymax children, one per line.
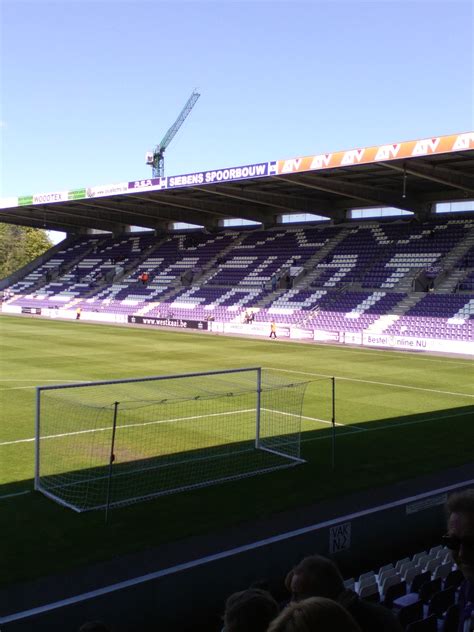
<box><xmin>0</xmin><ymin>314</ymin><xmax>473</xmax><ymax>587</ymax></box>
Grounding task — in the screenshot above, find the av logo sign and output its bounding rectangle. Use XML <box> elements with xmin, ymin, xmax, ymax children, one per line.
<box><xmin>412</xmin><ymin>137</ymin><xmax>440</xmax><ymax>156</ymax></box>
<box><xmin>310</xmin><ymin>153</ymin><xmax>332</xmax><ymax>169</ymax></box>
<box><xmin>280</xmin><ymin>158</ymin><xmax>302</xmax><ymax>173</ymax></box>
<box><xmin>375</xmin><ymin>144</ymin><xmax>401</xmax><ymax>160</ymax></box>
<box><xmin>341</xmin><ymin>149</ymin><xmax>365</xmax><ymax>165</ymax></box>
<box><xmin>453</xmin><ymin>132</ymin><xmax>474</xmax><ymax>150</ymax></box>
<box><xmin>329</xmin><ymin>521</ymin><xmax>351</xmax><ymax>553</ymax></box>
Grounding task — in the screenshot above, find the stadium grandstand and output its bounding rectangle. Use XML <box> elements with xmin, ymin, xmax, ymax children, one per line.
<box><xmin>1</xmin><ymin>131</ymin><xmax>474</xmax><ymax>355</ymax></box>
<box><xmin>1</xmin><ymin>131</ymin><xmax>473</xmax><ymax>631</ymax></box>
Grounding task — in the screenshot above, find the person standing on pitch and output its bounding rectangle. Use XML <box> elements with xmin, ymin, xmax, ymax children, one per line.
<box><xmin>270</xmin><ymin>321</ymin><xmax>277</xmax><ymax>339</ymax></box>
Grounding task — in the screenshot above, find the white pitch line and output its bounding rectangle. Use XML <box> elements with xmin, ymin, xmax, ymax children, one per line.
<box><xmin>300</xmin><ymin>413</ymin><xmax>368</xmax><ymax>432</ymax></box>
<box><xmin>291</xmin><ymin>342</ymin><xmax>474</xmax><ymax>367</ymax></box>
<box><xmin>0</xmin><ymin>490</ymin><xmax>31</xmax><ymax>500</ymax></box>
<box><xmin>300</xmin><ymin>408</ymin><xmax>474</xmax><ymax>445</ymax></box>
<box><xmin>0</xmin><ymin>379</ymin><xmax>89</xmax><ymax>382</ymax></box>
<box><xmin>0</xmin><ymin>409</ymin><xmax>255</xmax><ymax>447</ymax></box>
<box><xmin>0</xmin><ymin>410</ymin><xmax>469</xmax><ymax>499</ymax></box>
<box><xmin>272</xmin><ymin>408</ymin><xmax>366</xmax><ymax>432</ymax></box>
<box><xmin>0</xmin><ymin>380</ymin><xmax>90</xmax><ymax>391</ymax></box>
<box><xmin>1</xmin><ymin>401</ymin><xmax>465</xmax><ymax>450</ymax></box>
<box><xmin>267</xmin><ymin>367</ymin><xmax>474</xmax><ymax>399</ymax></box>
<box><xmin>0</xmin><ymin>386</ymin><xmax>49</xmax><ymax>391</ymax></box>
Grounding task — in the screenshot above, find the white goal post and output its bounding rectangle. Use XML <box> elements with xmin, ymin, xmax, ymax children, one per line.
<box><xmin>35</xmin><ymin>367</ymin><xmax>309</xmax><ymax>513</ymax></box>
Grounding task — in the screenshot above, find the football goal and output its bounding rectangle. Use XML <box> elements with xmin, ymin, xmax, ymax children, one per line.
<box><xmin>35</xmin><ymin>368</ymin><xmax>309</xmax><ymax>512</ymax></box>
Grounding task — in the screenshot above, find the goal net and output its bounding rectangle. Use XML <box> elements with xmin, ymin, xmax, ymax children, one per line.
<box><xmin>35</xmin><ymin>368</ymin><xmax>309</xmax><ymax>512</ymax></box>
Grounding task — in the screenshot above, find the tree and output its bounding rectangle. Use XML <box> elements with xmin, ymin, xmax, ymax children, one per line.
<box><xmin>0</xmin><ymin>224</ymin><xmax>53</xmax><ymax>279</ymax></box>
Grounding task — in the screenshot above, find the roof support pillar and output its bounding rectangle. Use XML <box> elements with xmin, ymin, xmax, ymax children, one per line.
<box><xmin>414</xmin><ymin>203</ymin><xmax>434</xmax><ymax>223</ymax></box>
<box><xmin>263</xmin><ymin>214</ymin><xmax>278</xmax><ymax>230</ymax></box>
<box><xmin>203</xmin><ymin>217</ymin><xmax>221</xmax><ymax>232</ymax></box>
<box><xmin>331</xmin><ymin>209</ymin><xmax>349</xmax><ymax>224</ymax></box>
<box><xmin>112</xmin><ymin>224</ymin><xmax>132</xmax><ymax>237</ymax></box>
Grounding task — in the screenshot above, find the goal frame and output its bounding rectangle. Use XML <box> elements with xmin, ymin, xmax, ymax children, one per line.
<box><xmin>34</xmin><ymin>367</ymin><xmax>307</xmax><ymax>512</ymax></box>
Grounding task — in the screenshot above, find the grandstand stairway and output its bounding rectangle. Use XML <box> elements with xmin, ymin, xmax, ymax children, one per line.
<box><xmin>86</xmin><ymin>236</ymin><xmax>171</xmax><ymax>302</ymax></box>
<box><xmin>365</xmin><ymin>293</ymin><xmax>426</xmax><ymax>334</ymax></box>
<box><xmin>455</xmin><ymin>266</ymin><xmax>474</xmax><ymax>293</ymax></box>
<box><xmin>120</xmin><ymin>236</ymin><xmax>170</xmax><ymax>278</ymax></box>
<box><xmin>437</xmin><ymin>268</ymin><xmax>471</xmax><ymax>294</ymax></box>
<box><xmin>189</xmin><ymin>232</ymin><xmax>245</xmax><ymax>287</ymax></box>
<box><xmin>393</xmin><ymin>268</ymin><xmax>426</xmax><ymax>293</ymax></box>
<box><xmin>254</xmin><ymin>287</ymin><xmax>284</xmax><ymax>308</ymax></box>
<box><xmin>9</xmin><ymin>237</ymin><xmax>100</xmax><ymax>296</ymax></box>
<box><xmin>135</xmin><ymin>301</ymin><xmax>162</xmax><ymax>316</ymax></box>
<box><xmin>438</xmin><ymin>223</ymin><xmax>474</xmax><ymax>270</ymax></box>
<box><xmin>365</xmin><ymin>313</ymin><xmax>400</xmax><ymax>334</ymax></box>
<box><xmin>63</xmin><ymin>297</ymin><xmax>82</xmax><ymax>310</ymax></box>
<box><xmin>301</xmin><ymin>227</ymin><xmax>351</xmax><ymax>287</ymax></box>
<box><xmin>434</xmin><ymin>225</ymin><xmax>474</xmax><ymax>293</ymax></box>
<box><xmin>391</xmin><ymin>293</ymin><xmax>425</xmax><ymax>316</ymax></box>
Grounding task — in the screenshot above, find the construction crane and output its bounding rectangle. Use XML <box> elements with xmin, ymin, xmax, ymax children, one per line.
<box><xmin>146</xmin><ymin>90</ymin><xmax>200</xmax><ymax>178</ymax></box>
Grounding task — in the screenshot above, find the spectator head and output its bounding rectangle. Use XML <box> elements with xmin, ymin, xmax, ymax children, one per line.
<box><xmin>445</xmin><ymin>489</ymin><xmax>474</xmax><ymax>581</ymax></box>
<box><xmin>78</xmin><ymin>622</ymin><xmax>111</xmax><ymax>632</ymax></box>
<box><xmin>267</xmin><ymin>597</ymin><xmax>362</xmax><ymax>632</ymax></box>
<box><xmin>285</xmin><ymin>555</ymin><xmax>344</xmax><ymax>602</ymax></box>
<box><xmin>223</xmin><ymin>588</ymin><xmax>279</xmax><ymax>632</ymax></box>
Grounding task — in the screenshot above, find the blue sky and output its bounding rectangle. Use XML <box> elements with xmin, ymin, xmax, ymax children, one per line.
<box><xmin>1</xmin><ymin>0</ymin><xmax>473</xmax><ymax>202</ymax></box>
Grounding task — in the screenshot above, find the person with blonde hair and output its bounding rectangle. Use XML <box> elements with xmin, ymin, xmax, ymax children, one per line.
<box><xmin>267</xmin><ymin>597</ymin><xmax>362</xmax><ymax>632</ymax></box>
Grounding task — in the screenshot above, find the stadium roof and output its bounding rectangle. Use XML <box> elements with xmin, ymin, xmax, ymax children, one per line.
<box><xmin>1</xmin><ymin>131</ymin><xmax>473</xmax><ymax>233</ymax></box>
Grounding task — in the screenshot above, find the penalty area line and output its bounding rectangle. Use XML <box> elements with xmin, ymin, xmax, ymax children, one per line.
<box><xmin>300</xmin><ymin>408</ymin><xmax>474</xmax><ymax>446</ymax></box>
<box><xmin>0</xmin><ymin>380</ymin><xmax>90</xmax><ymax>391</ymax></box>
<box><xmin>0</xmin><ymin>490</ymin><xmax>32</xmax><ymax>500</ymax></box>
<box><xmin>266</xmin><ymin>408</ymin><xmax>367</xmax><ymax>433</ymax></box>
<box><xmin>266</xmin><ymin>367</ymin><xmax>474</xmax><ymax>399</ymax></box>
<box><xmin>0</xmin><ymin>409</ymin><xmax>256</xmax><ymax>447</ymax></box>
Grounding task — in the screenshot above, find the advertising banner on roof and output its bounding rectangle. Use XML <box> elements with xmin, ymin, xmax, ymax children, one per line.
<box><xmin>0</xmin><ymin>197</ymin><xmax>18</xmax><ymax>209</ymax></box>
<box><xmin>161</xmin><ymin>161</ymin><xmax>278</xmax><ymax>189</ymax></box>
<box><xmin>128</xmin><ymin>178</ymin><xmax>162</xmax><ymax>192</ymax></box>
<box><xmin>68</xmin><ymin>188</ymin><xmax>86</xmax><ymax>201</ymax></box>
<box><xmin>18</xmin><ymin>195</ymin><xmax>34</xmax><ymax>206</ymax></box>
<box><xmin>32</xmin><ymin>191</ymin><xmax>69</xmax><ymax>204</ymax></box>
<box><xmin>276</xmin><ymin>132</ymin><xmax>474</xmax><ymax>175</ymax></box>
<box><xmin>127</xmin><ymin>162</ymin><xmax>278</xmax><ymax>193</ymax></box>
<box><xmin>4</xmin><ymin>131</ymin><xmax>473</xmax><ymax>211</ymax></box>
<box><xmin>86</xmin><ymin>182</ymin><xmax>129</xmax><ymax>198</ymax></box>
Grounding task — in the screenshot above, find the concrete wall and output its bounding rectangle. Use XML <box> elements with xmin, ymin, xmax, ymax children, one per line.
<box><xmin>3</xmin><ymin>482</ymin><xmax>471</xmax><ymax>632</ymax></box>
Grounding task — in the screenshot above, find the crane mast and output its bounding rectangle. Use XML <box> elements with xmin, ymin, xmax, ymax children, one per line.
<box><xmin>148</xmin><ymin>90</ymin><xmax>200</xmax><ymax>178</ymax></box>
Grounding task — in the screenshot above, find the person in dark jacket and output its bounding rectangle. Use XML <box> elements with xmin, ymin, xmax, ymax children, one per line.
<box><xmin>268</xmin><ymin>596</ymin><xmax>361</xmax><ymax>632</ymax></box>
<box><xmin>223</xmin><ymin>588</ymin><xmax>279</xmax><ymax>632</ymax></box>
<box><xmin>445</xmin><ymin>489</ymin><xmax>474</xmax><ymax>632</ymax></box>
<box><xmin>285</xmin><ymin>554</ymin><xmax>403</xmax><ymax>632</ymax></box>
